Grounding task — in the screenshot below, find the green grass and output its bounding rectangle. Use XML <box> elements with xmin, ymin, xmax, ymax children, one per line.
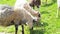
<box><xmin>0</xmin><ymin>0</ymin><xmax>60</xmax><ymax>34</ymax></box>
<box><xmin>0</xmin><ymin>0</ymin><xmax>16</xmax><ymax>6</ymax></box>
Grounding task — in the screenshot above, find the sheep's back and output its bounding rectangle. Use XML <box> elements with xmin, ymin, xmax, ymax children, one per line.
<box><xmin>0</xmin><ymin>9</ymin><xmax>15</xmax><ymax>26</ymax></box>
<box><xmin>0</xmin><ymin>4</ymin><xmax>12</xmax><ymax>10</ymax></box>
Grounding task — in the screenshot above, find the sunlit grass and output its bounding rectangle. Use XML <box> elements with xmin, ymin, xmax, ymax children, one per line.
<box><xmin>0</xmin><ymin>0</ymin><xmax>59</xmax><ymax>34</ymax></box>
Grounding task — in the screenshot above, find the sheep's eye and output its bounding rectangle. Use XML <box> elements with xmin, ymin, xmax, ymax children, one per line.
<box><xmin>38</xmin><ymin>14</ymin><xmax>40</xmax><ymax>17</ymax></box>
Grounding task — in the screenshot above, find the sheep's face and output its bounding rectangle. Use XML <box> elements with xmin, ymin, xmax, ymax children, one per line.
<box><xmin>33</xmin><ymin>11</ymin><xmax>40</xmax><ymax>22</ymax></box>
<box><xmin>32</xmin><ymin>11</ymin><xmax>41</xmax><ymax>26</ymax></box>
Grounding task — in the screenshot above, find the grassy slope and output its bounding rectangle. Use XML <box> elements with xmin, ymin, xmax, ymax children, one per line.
<box><xmin>0</xmin><ymin>0</ymin><xmax>60</xmax><ymax>34</ymax></box>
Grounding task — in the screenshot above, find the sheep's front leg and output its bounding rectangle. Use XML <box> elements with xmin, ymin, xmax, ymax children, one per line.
<box><xmin>21</xmin><ymin>24</ymin><xmax>24</xmax><ymax>34</ymax></box>
<box><xmin>15</xmin><ymin>24</ymin><xmax>18</xmax><ymax>34</ymax></box>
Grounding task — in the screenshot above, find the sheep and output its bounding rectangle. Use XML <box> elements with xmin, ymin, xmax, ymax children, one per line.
<box><xmin>14</xmin><ymin>8</ymin><xmax>37</xmax><ymax>34</ymax></box>
<box><xmin>14</xmin><ymin>0</ymin><xmax>40</xmax><ymax>34</ymax></box>
<box><xmin>0</xmin><ymin>4</ymin><xmax>37</xmax><ymax>34</ymax></box>
<box><xmin>14</xmin><ymin>0</ymin><xmax>41</xmax><ymax>30</ymax></box>
<box><xmin>29</xmin><ymin>0</ymin><xmax>41</xmax><ymax>9</ymax></box>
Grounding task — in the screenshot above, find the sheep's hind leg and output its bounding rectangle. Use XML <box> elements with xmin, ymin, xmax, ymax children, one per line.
<box><xmin>21</xmin><ymin>24</ymin><xmax>24</xmax><ymax>34</ymax></box>
<box><xmin>15</xmin><ymin>24</ymin><xmax>18</xmax><ymax>34</ymax></box>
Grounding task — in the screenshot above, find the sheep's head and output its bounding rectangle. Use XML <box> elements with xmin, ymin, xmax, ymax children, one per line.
<box><xmin>33</xmin><ymin>11</ymin><xmax>41</xmax><ymax>26</ymax></box>
<box><xmin>33</xmin><ymin>11</ymin><xmax>40</xmax><ymax>20</ymax></box>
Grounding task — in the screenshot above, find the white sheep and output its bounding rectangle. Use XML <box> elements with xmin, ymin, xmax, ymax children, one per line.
<box><xmin>14</xmin><ymin>0</ymin><xmax>40</xmax><ymax>34</ymax></box>
<box><xmin>14</xmin><ymin>1</ymin><xmax>41</xmax><ymax>34</ymax></box>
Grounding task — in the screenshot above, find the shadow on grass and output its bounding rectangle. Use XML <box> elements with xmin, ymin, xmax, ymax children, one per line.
<box><xmin>52</xmin><ymin>0</ymin><xmax>57</xmax><ymax>3</ymax></box>
<box><xmin>58</xmin><ymin>16</ymin><xmax>60</xmax><ymax>19</ymax></box>
<box><xmin>30</xmin><ymin>22</ymin><xmax>48</xmax><ymax>34</ymax></box>
<box><xmin>39</xmin><ymin>22</ymin><xmax>48</xmax><ymax>27</ymax></box>
<box><xmin>41</xmin><ymin>11</ymin><xmax>49</xmax><ymax>14</ymax></box>
<box><xmin>30</xmin><ymin>29</ymin><xmax>45</xmax><ymax>34</ymax></box>
<box><xmin>42</xmin><ymin>0</ymin><xmax>56</xmax><ymax>7</ymax></box>
<box><xmin>42</xmin><ymin>3</ymin><xmax>54</xmax><ymax>7</ymax></box>
<box><xmin>35</xmin><ymin>22</ymin><xmax>48</xmax><ymax>27</ymax></box>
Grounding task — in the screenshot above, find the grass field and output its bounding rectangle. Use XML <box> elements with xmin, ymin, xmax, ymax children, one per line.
<box><xmin>0</xmin><ymin>0</ymin><xmax>60</xmax><ymax>34</ymax></box>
